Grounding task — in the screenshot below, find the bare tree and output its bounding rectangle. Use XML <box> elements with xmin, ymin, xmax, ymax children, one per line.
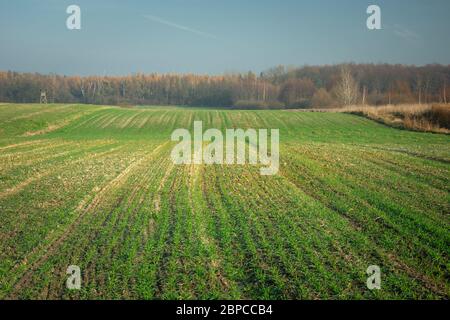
<box><xmin>415</xmin><ymin>75</ymin><xmax>423</xmax><ymax>104</ymax></box>
<box><xmin>443</xmin><ymin>80</ymin><xmax>447</xmax><ymax>104</ymax></box>
<box><xmin>362</xmin><ymin>85</ymin><xmax>367</xmax><ymax>105</ymax></box>
<box><xmin>336</xmin><ymin>66</ymin><xmax>359</xmax><ymax>106</ymax></box>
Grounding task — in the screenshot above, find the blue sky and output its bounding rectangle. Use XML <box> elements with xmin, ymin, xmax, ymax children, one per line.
<box><xmin>0</xmin><ymin>0</ymin><xmax>449</xmax><ymax>75</ymax></box>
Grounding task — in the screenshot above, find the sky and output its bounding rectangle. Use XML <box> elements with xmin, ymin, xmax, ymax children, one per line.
<box><xmin>0</xmin><ymin>0</ymin><xmax>449</xmax><ymax>76</ymax></box>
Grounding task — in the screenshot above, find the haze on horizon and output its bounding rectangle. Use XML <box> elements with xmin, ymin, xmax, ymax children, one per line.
<box><xmin>1</xmin><ymin>0</ymin><xmax>450</xmax><ymax>76</ymax></box>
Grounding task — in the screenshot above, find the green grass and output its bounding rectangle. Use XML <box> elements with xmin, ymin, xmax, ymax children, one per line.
<box><xmin>0</xmin><ymin>103</ymin><xmax>448</xmax><ymax>299</ymax></box>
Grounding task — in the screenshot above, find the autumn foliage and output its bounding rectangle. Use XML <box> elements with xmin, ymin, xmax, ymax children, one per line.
<box><xmin>0</xmin><ymin>64</ymin><xmax>449</xmax><ymax>108</ymax></box>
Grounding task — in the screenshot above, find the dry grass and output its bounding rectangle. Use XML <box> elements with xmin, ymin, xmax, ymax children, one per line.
<box><xmin>331</xmin><ymin>104</ymin><xmax>450</xmax><ymax>134</ymax></box>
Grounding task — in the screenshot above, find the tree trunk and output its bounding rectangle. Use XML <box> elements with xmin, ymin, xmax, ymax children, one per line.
<box><xmin>444</xmin><ymin>84</ymin><xmax>447</xmax><ymax>104</ymax></box>
<box><xmin>362</xmin><ymin>86</ymin><xmax>366</xmax><ymax>105</ymax></box>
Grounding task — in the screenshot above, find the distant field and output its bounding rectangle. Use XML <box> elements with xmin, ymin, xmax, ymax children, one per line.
<box><xmin>0</xmin><ymin>103</ymin><xmax>448</xmax><ymax>299</ymax></box>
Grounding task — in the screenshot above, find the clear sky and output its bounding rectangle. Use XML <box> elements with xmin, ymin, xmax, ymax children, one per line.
<box><xmin>1</xmin><ymin>0</ymin><xmax>449</xmax><ymax>75</ymax></box>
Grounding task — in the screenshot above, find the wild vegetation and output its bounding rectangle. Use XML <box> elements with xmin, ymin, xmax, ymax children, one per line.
<box><xmin>336</xmin><ymin>104</ymin><xmax>450</xmax><ymax>134</ymax></box>
<box><xmin>1</xmin><ymin>64</ymin><xmax>449</xmax><ymax>108</ymax></box>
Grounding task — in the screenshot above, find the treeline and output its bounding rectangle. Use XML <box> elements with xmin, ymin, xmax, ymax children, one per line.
<box><xmin>0</xmin><ymin>64</ymin><xmax>449</xmax><ymax>108</ymax></box>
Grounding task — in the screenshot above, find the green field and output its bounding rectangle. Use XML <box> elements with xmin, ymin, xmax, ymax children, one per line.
<box><xmin>0</xmin><ymin>103</ymin><xmax>448</xmax><ymax>299</ymax></box>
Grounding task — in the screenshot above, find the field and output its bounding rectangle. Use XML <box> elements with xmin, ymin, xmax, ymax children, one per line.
<box><xmin>0</xmin><ymin>103</ymin><xmax>449</xmax><ymax>300</ymax></box>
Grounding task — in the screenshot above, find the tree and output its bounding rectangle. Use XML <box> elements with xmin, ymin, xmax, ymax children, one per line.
<box><xmin>335</xmin><ymin>66</ymin><xmax>359</xmax><ymax>106</ymax></box>
<box><xmin>312</xmin><ymin>88</ymin><xmax>333</xmax><ymax>107</ymax></box>
<box><xmin>278</xmin><ymin>78</ymin><xmax>316</xmax><ymax>108</ymax></box>
<box><xmin>0</xmin><ymin>64</ymin><xmax>449</xmax><ymax>107</ymax></box>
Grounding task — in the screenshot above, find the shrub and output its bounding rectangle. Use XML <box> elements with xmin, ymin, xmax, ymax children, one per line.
<box><xmin>312</xmin><ymin>88</ymin><xmax>334</xmax><ymax>108</ymax></box>
<box><xmin>429</xmin><ymin>104</ymin><xmax>450</xmax><ymax>129</ymax></box>
<box><xmin>286</xmin><ymin>99</ymin><xmax>312</xmax><ymax>109</ymax></box>
<box><xmin>337</xmin><ymin>104</ymin><xmax>450</xmax><ymax>134</ymax></box>
<box><xmin>232</xmin><ymin>100</ymin><xmax>285</xmax><ymax>110</ymax></box>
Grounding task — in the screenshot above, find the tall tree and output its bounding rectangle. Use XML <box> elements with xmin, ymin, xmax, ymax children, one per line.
<box><xmin>335</xmin><ymin>66</ymin><xmax>359</xmax><ymax>106</ymax></box>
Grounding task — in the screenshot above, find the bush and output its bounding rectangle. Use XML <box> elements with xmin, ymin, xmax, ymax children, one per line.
<box><xmin>428</xmin><ymin>104</ymin><xmax>450</xmax><ymax>129</ymax></box>
<box><xmin>285</xmin><ymin>99</ymin><xmax>312</xmax><ymax>109</ymax></box>
<box><xmin>312</xmin><ymin>88</ymin><xmax>333</xmax><ymax>108</ymax></box>
<box><xmin>232</xmin><ymin>100</ymin><xmax>285</xmax><ymax>110</ymax></box>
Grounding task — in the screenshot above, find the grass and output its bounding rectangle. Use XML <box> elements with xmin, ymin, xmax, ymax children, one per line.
<box><xmin>334</xmin><ymin>104</ymin><xmax>450</xmax><ymax>134</ymax></box>
<box><xmin>0</xmin><ymin>103</ymin><xmax>448</xmax><ymax>299</ymax></box>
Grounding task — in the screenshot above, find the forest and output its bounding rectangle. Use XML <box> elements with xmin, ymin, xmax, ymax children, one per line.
<box><xmin>0</xmin><ymin>64</ymin><xmax>449</xmax><ymax>108</ymax></box>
